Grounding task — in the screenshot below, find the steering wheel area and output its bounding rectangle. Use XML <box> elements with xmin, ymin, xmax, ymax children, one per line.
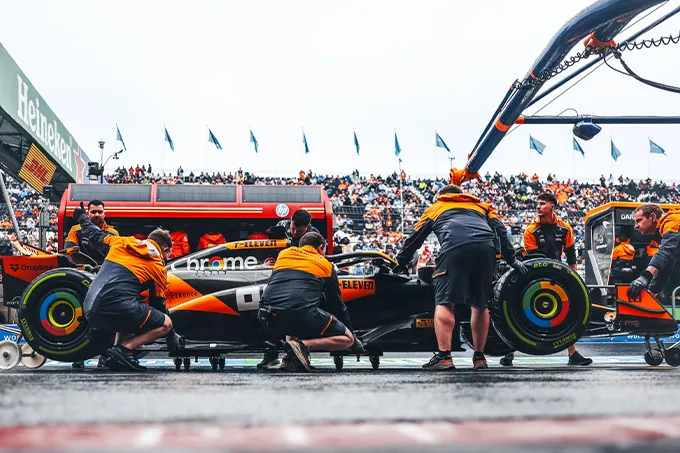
<box><xmin>327</xmin><ymin>251</ymin><xmax>397</xmax><ymax>275</ymax></box>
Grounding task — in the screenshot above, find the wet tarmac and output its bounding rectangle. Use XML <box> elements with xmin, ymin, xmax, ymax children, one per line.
<box><xmin>1</xmin><ymin>344</ymin><xmax>680</xmax><ymax>451</ymax></box>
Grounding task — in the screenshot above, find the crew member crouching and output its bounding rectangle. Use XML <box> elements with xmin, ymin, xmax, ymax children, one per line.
<box><xmin>258</xmin><ymin>232</ymin><xmax>359</xmax><ymax>372</ymax></box>
<box><xmin>65</xmin><ymin>199</ymin><xmax>118</xmax><ymax>369</ymax></box>
<box><xmin>73</xmin><ymin>203</ymin><xmax>178</xmax><ymax>371</ymax></box>
<box><xmin>259</xmin><ymin>208</ymin><xmax>321</xmax><ymax>369</ymax></box>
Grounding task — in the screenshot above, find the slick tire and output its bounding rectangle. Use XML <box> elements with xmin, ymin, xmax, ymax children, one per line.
<box><xmin>460</xmin><ymin>322</ymin><xmax>515</xmax><ymax>356</ymax></box>
<box><xmin>17</xmin><ymin>268</ymin><xmax>112</xmax><ymax>363</ymax></box>
<box><xmin>491</xmin><ymin>258</ymin><xmax>590</xmax><ymax>355</ymax></box>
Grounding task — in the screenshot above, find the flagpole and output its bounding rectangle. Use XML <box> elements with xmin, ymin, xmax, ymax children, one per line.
<box><xmin>648</xmin><ymin>137</ymin><xmax>651</xmax><ymax>180</ymax></box>
<box><xmin>433</xmin><ymin>130</ymin><xmax>436</xmax><ymax>180</ymax></box>
<box><xmin>609</xmin><ymin>136</ymin><xmax>613</xmax><ymax>203</ymax></box>
<box><xmin>572</xmin><ymin>144</ymin><xmax>576</xmax><ymax>181</ymax></box>
<box><xmin>205</xmin><ymin>124</ymin><xmax>208</xmax><ymax>174</ymax></box>
<box><xmin>399</xmin><ymin>157</ymin><xmax>404</xmax><ymax>236</ymax></box>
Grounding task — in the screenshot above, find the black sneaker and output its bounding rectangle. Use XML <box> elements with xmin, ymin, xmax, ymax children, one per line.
<box><xmin>257</xmin><ymin>351</ymin><xmax>281</xmax><ymax>370</ymax></box>
<box><xmin>473</xmin><ymin>352</ymin><xmax>488</xmax><ymax>370</ymax></box>
<box><xmin>284</xmin><ymin>339</ymin><xmax>311</xmax><ymax>372</ymax></box>
<box><xmin>107</xmin><ymin>346</ymin><xmax>147</xmax><ymax>372</ymax></box>
<box><xmin>279</xmin><ymin>353</ymin><xmax>316</xmax><ymax>372</ymax></box>
<box><xmin>279</xmin><ymin>353</ymin><xmax>296</xmax><ymax>372</ymax></box>
<box><xmin>568</xmin><ymin>351</ymin><xmax>593</xmax><ymax>366</ymax></box>
<box><xmin>500</xmin><ymin>353</ymin><xmax>514</xmax><ymax>367</ymax></box>
<box><xmin>96</xmin><ymin>350</ymin><xmax>112</xmax><ymax>368</ymax></box>
<box><xmin>422</xmin><ymin>353</ymin><xmax>455</xmax><ymax>370</ymax></box>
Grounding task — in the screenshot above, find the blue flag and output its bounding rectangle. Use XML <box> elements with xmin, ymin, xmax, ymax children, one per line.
<box><xmin>611</xmin><ymin>139</ymin><xmax>621</xmax><ymax>161</ymax></box>
<box><xmin>303</xmin><ymin>131</ymin><xmax>310</xmax><ymax>154</ymax></box>
<box><xmin>529</xmin><ymin>135</ymin><xmax>546</xmax><ymax>155</ymax></box>
<box><xmin>208</xmin><ymin>128</ymin><xmax>222</xmax><ymax>150</ymax></box>
<box><xmin>435</xmin><ymin>132</ymin><xmax>450</xmax><ymax>152</ymax></box>
<box><xmin>250</xmin><ymin>129</ymin><xmax>259</xmax><ymax>153</ymax></box>
<box><xmin>650</xmin><ymin>139</ymin><xmax>666</xmax><ymax>155</ymax></box>
<box><xmin>394</xmin><ymin>132</ymin><xmax>401</xmax><ymax>157</ymax></box>
<box><xmin>354</xmin><ymin>131</ymin><xmax>360</xmax><ymax>156</ymax></box>
<box><xmin>164</xmin><ymin>126</ymin><xmax>174</xmax><ymax>152</ymax></box>
<box><xmin>116</xmin><ymin>124</ymin><xmax>127</xmax><ymax>151</ymax></box>
<box><xmin>573</xmin><ymin>137</ymin><xmax>584</xmax><ymax>157</ymax></box>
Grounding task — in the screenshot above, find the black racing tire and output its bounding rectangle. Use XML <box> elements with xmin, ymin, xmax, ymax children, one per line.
<box><xmin>460</xmin><ymin>322</ymin><xmax>515</xmax><ymax>357</ymax></box>
<box><xmin>491</xmin><ymin>258</ymin><xmax>590</xmax><ymax>355</ymax></box>
<box><xmin>17</xmin><ymin>268</ymin><xmax>112</xmax><ymax>363</ymax></box>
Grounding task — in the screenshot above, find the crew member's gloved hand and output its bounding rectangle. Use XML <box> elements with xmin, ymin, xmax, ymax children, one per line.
<box><xmin>349</xmin><ymin>335</ymin><xmax>365</xmax><ymax>354</ymax></box>
<box><xmin>72</xmin><ymin>201</ymin><xmax>86</xmax><ymax>222</ymax></box>
<box><xmin>628</xmin><ymin>270</ymin><xmax>653</xmax><ymax>300</ymax></box>
<box><xmin>649</xmin><ymin>276</ymin><xmax>664</xmax><ymax>294</ymax></box>
<box><xmin>509</xmin><ymin>260</ymin><xmax>529</xmax><ymax>276</ymax></box>
<box><xmin>166</xmin><ymin>330</ymin><xmax>182</xmax><ymax>353</ymax></box>
<box><xmin>392</xmin><ymin>264</ymin><xmax>409</xmax><ymax>275</ymax></box>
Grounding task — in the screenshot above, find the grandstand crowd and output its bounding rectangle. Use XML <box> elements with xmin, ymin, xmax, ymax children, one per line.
<box><xmin>3</xmin><ymin>166</ymin><xmax>680</xmax><ymax>273</ymax></box>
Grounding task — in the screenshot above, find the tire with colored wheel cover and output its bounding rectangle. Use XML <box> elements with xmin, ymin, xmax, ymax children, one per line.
<box><xmin>491</xmin><ymin>258</ymin><xmax>590</xmax><ymax>355</ymax></box>
<box><xmin>17</xmin><ymin>268</ymin><xmax>112</xmax><ymax>363</ymax></box>
<box><xmin>460</xmin><ymin>322</ymin><xmax>514</xmax><ymax>356</ymax></box>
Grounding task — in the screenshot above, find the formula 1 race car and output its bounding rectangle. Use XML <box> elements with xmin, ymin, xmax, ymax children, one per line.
<box><xmin>2</xmin><ymin>237</ymin><xmax>679</xmax><ymax>371</ymax></box>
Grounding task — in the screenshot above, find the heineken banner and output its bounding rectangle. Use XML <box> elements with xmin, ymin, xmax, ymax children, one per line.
<box><xmin>0</xmin><ymin>43</ymin><xmax>85</xmax><ymax>183</ymax></box>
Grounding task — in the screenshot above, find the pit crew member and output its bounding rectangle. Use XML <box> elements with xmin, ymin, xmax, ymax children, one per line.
<box><xmin>65</xmin><ymin>199</ymin><xmax>118</xmax><ymax>263</ymax></box>
<box><xmin>73</xmin><ymin>203</ymin><xmax>176</xmax><ymax>372</ymax></box>
<box><xmin>258</xmin><ymin>232</ymin><xmax>358</xmax><ymax>372</ymax></box>
<box><xmin>501</xmin><ymin>192</ymin><xmax>592</xmax><ymax>367</ymax></box>
<box><xmin>610</xmin><ymin>237</ymin><xmax>636</xmax><ymax>283</ymax></box>
<box><xmin>269</xmin><ymin>208</ymin><xmax>320</xmax><ymax>247</ymax></box>
<box><xmin>259</xmin><ymin>208</ymin><xmax>321</xmax><ymax>369</ymax></box>
<box><xmin>65</xmin><ymin>199</ymin><xmax>118</xmax><ymax>369</ymax></box>
<box><xmin>629</xmin><ymin>203</ymin><xmax>680</xmax><ymax>300</ymax></box>
<box><xmin>394</xmin><ymin>184</ymin><xmax>527</xmax><ymax>371</ymax></box>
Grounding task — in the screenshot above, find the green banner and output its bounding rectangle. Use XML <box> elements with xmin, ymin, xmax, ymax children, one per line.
<box><xmin>0</xmin><ymin>43</ymin><xmax>84</xmax><ymax>182</ymax></box>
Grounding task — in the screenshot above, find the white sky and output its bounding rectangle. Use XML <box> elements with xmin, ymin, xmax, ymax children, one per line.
<box><xmin>1</xmin><ymin>0</ymin><xmax>679</xmax><ymax>182</ymax></box>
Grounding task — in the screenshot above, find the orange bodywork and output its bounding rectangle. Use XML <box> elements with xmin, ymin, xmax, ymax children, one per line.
<box><xmin>339</xmin><ymin>279</ymin><xmax>376</xmax><ymax>302</ymax></box>
<box><xmin>616</xmin><ymin>286</ymin><xmax>674</xmax><ymax>321</ymax></box>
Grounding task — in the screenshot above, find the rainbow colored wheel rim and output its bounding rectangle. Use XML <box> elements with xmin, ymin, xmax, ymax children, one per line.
<box><xmin>522</xmin><ymin>281</ymin><xmax>570</xmax><ymax>329</ymax></box>
<box><xmin>39</xmin><ymin>291</ymin><xmax>83</xmax><ymax>337</ymax></box>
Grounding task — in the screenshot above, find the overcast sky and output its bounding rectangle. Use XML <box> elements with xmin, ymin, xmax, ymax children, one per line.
<box><xmin>1</xmin><ymin>0</ymin><xmax>679</xmax><ymax>182</ymax></box>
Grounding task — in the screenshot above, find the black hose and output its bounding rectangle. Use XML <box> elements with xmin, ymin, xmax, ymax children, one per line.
<box><xmin>612</xmin><ymin>49</ymin><xmax>680</xmax><ymax>94</ymax></box>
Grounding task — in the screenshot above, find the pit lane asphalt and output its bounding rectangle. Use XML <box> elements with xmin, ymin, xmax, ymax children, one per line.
<box><xmin>1</xmin><ymin>343</ymin><xmax>679</xmax><ymax>429</ymax></box>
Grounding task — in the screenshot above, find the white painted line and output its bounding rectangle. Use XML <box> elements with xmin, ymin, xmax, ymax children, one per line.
<box><xmin>396</xmin><ymin>423</ymin><xmax>438</xmax><ymax>444</ymax></box>
<box><xmin>134</xmin><ymin>426</ymin><xmax>165</xmax><ymax>447</ymax></box>
<box><xmin>283</xmin><ymin>426</ymin><xmax>311</xmax><ymax>446</ymax></box>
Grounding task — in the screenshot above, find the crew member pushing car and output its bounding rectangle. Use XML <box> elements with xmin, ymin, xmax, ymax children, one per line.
<box><xmin>629</xmin><ymin>203</ymin><xmax>680</xmax><ymax>301</ymax></box>
<box><xmin>501</xmin><ymin>192</ymin><xmax>592</xmax><ymax>367</ymax></box>
<box><xmin>65</xmin><ymin>199</ymin><xmax>118</xmax><ymax>369</ymax></box>
<box><xmin>258</xmin><ymin>232</ymin><xmax>359</xmax><ymax>372</ymax></box>
<box><xmin>73</xmin><ymin>203</ymin><xmax>178</xmax><ymax>372</ymax></box>
<box><xmin>394</xmin><ymin>184</ymin><xmax>527</xmax><ymax>371</ymax></box>
<box><xmin>259</xmin><ymin>208</ymin><xmax>321</xmax><ymax>369</ymax></box>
